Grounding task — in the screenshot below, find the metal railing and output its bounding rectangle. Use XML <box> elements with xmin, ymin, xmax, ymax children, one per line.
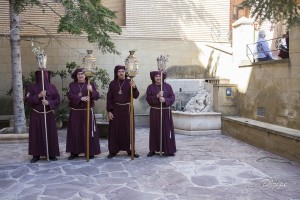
<box><xmin>246</xmin><ymin>37</ymin><xmax>288</xmax><ymax>63</ymax></box>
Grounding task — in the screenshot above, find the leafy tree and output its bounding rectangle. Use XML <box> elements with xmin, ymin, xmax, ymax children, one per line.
<box><xmin>8</xmin><ymin>0</ymin><xmax>122</xmax><ymax>133</ymax></box>
<box><xmin>58</xmin><ymin>0</ymin><xmax>121</xmax><ymax>54</ymax></box>
<box><xmin>241</xmin><ymin>0</ymin><xmax>300</xmax><ymax>29</ymax></box>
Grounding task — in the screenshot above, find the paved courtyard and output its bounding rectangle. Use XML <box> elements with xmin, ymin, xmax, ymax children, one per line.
<box><xmin>0</xmin><ymin>128</ymin><xmax>300</xmax><ymax>200</ymax></box>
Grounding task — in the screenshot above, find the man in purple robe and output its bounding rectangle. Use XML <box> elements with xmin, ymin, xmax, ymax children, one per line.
<box><xmin>146</xmin><ymin>71</ymin><xmax>176</xmax><ymax>157</ymax></box>
<box><xmin>66</xmin><ymin>68</ymin><xmax>101</xmax><ymax>160</ymax></box>
<box><xmin>26</xmin><ymin>70</ymin><xmax>60</xmax><ymax>163</ymax></box>
<box><xmin>106</xmin><ymin>65</ymin><xmax>140</xmax><ymax>158</ymax></box>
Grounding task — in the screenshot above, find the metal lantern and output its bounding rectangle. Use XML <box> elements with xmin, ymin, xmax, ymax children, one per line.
<box><xmin>157</xmin><ymin>54</ymin><xmax>168</xmax><ymax>71</ymax></box>
<box><xmin>83</xmin><ymin>50</ymin><xmax>96</xmax><ymax>77</ymax></box>
<box><xmin>125</xmin><ymin>50</ymin><xmax>138</xmax><ymax>78</ymax></box>
<box><xmin>32</xmin><ymin>47</ymin><xmax>47</xmax><ymax>69</ymax></box>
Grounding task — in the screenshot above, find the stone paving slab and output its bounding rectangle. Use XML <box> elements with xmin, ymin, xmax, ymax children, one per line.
<box><xmin>0</xmin><ymin>128</ymin><xmax>300</xmax><ymax>200</ymax></box>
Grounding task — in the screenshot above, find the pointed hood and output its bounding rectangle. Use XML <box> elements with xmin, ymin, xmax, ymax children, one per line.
<box><xmin>35</xmin><ymin>70</ymin><xmax>51</xmax><ymax>87</ymax></box>
<box><xmin>34</xmin><ymin>70</ymin><xmax>54</xmax><ymax>93</ymax></box>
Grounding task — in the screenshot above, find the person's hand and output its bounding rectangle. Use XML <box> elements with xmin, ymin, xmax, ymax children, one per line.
<box><xmin>108</xmin><ymin>112</ymin><xmax>114</xmax><ymax>120</ymax></box>
<box><xmin>81</xmin><ymin>96</ymin><xmax>90</xmax><ymax>102</ymax></box>
<box><xmin>87</xmin><ymin>84</ymin><xmax>93</xmax><ymax>92</ymax></box>
<box><xmin>157</xmin><ymin>91</ymin><xmax>163</xmax><ymax>98</ymax></box>
<box><xmin>42</xmin><ymin>100</ymin><xmax>49</xmax><ymax>105</ymax></box>
<box><xmin>39</xmin><ymin>91</ymin><xmax>46</xmax><ymax>98</ymax></box>
<box><xmin>130</xmin><ymin>80</ymin><xmax>136</xmax><ymax>88</ymax></box>
<box><xmin>159</xmin><ymin>97</ymin><xmax>165</xmax><ymax>103</ymax></box>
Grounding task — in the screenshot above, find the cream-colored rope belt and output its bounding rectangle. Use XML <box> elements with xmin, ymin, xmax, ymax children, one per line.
<box><xmin>32</xmin><ymin>109</ymin><xmax>54</xmax><ymax>114</ymax></box>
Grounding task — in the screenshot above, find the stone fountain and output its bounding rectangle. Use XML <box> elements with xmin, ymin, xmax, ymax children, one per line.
<box><xmin>166</xmin><ymin>79</ymin><xmax>221</xmax><ymax>135</ymax></box>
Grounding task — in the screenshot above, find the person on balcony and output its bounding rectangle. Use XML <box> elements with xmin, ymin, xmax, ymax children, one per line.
<box><xmin>256</xmin><ymin>30</ymin><xmax>273</xmax><ymax>61</ymax></box>
<box><xmin>278</xmin><ymin>31</ymin><xmax>289</xmax><ymax>59</ymax></box>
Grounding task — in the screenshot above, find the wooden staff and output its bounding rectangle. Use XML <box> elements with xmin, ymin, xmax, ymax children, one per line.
<box><xmin>159</xmin><ymin>70</ymin><xmax>163</xmax><ymax>157</ymax></box>
<box><xmin>41</xmin><ymin>69</ymin><xmax>49</xmax><ymax>162</ymax></box>
<box><xmin>86</xmin><ymin>78</ymin><xmax>91</xmax><ymax>162</ymax></box>
<box><xmin>130</xmin><ymin>78</ymin><xmax>135</xmax><ymax>160</ymax></box>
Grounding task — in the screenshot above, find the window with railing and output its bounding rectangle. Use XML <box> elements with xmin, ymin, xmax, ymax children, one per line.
<box><xmin>246</xmin><ymin>37</ymin><xmax>289</xmax><ymax>63</ymax></box>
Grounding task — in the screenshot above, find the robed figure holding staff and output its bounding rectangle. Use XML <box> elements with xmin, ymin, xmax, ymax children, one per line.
<box><xmin>146</xmin><ymin>71</ymin><xmax>176</xmax><ymax>157</ymax></box>
<box><xmin>66</xmin><ymin>68</ymin><xmax>101</xmax><ymax>160</ymax></box>
<box><xmin>106</xmin><ymin>65</ymin><xmax>140</xmax><ymax>159</ymax></box>
<box><xmin>26</xmin><ymin>70</ymin><xmax>61</xmax><ymax>163</ymax></box>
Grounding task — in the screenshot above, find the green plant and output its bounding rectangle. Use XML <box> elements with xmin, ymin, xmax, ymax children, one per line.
<box><xmin>7</xmin><ymin>72</ymin><xmax>35</xmax><ymax>118</ymax></box>
<box><xmin>54</xmin><ymin>102</ymin><xmax>69</xmax><ymax>122</ymax></box>
<box><xmin>241</xmin><ymin>0</ymin><xmax>300</xmax><ymax>29</ymax></box>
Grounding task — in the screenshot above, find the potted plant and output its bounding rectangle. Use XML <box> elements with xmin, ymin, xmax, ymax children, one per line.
<box><xmin>55</xmin><ymin>103</ymin><xmax>69</xmax><ymax>129</ymax></box>
<box><xmin>52</xmin><ymin>62</ymin><xmax>75</xmax><ymax>129</ymax></box>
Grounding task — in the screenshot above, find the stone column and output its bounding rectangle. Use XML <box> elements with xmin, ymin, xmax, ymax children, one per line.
<box><xmin>232</xmin><ymin>17</ymin><xmax>254</xmax><ymax>64</ymax></box>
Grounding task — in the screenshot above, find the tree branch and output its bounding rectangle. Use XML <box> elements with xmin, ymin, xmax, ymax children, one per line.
<box><xmin>21</xmin><ymin>20</ymin><xmax>84</xmax><ymax>56</ymax></box>
<box><xmin>42</xmin><ymin>2</ymin><xmax>63</xmax><ymax>18</ymax></box>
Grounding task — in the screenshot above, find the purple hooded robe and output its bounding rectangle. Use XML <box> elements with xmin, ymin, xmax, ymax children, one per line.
<box><xmin>66</xmin><ymin>68</ymin><xmax>101</xmax><ymax>156</ymax></box>
<box><xmin>26</xmin><ymin>70</ymin><xmax>60</xmax><ymax>157</ymax></box>
<box><xmin>146</xmin><ymin>71</ymin><xmax>176</xmax><ymax>155</ymax></box>
<box><xmin>106</xmin><ymin>65</ymin><xmax>139</xmax><ymax>154</ymax></box>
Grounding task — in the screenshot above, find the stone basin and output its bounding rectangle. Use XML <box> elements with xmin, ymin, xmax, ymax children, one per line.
<box><xmin>172</xmin><ymin>111</ymin><xmax>222</xmax><ymax>135</ymax></box>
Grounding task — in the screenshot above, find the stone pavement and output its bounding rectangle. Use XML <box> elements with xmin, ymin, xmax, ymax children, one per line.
<box><xmin>0</xmin><ymin>128</ymin><xmax>300</xmax><ymax>200</ymax></box>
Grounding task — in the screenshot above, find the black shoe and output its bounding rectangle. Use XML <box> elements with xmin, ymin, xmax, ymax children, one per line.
<box><xmin>30</xmin><ymin>156</ymin><xmax>40</xmax><ymax>163</ymax></box>
<box><xmin>89</xmin><ymin>155</ymin><xmax>94</xmax><ymax>159</ymax></box>
<box><xmin>68</xmin><ymin>153</ymin><xmax>78</xmax><ymax>160</ymax></box>
<box><xmin>147</xmin><ymin>151</ymin><xmax>155</xmax><ymax>157</ymax></box>
<box><xmin>107</xmin><ymin>153</ymin><xmax>116</xmax><ymax>159</ymax></box>
<box><xmin>164</xmin><ymin>153</ymin><xmax>175</xmax><ymax>157</ymax></box>
<box><xmin>49</xmin><ymin>156</ymin><xmax>57</xmax><ymax>161</ymax></box>
<box><xmin>127</xmin><ymin>151</ymin><xmax>140</xmax><ymax>158</ymax></box>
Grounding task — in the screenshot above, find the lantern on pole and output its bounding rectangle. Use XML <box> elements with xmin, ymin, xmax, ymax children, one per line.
<box><xmin>83</xmin><ymin>50</ymin><xmax>96</xmax><ymax>77</ymax></box>
<box><xmin>125</xmin><ymin>50</ymin><xmax>138</xmax><ymax>160</ymax></box>
<box><xmin>32</xmin><ymin>47</ymin><xmax>49</xmax><ymax>161</ymax></box>
<box><xmin>157</xmin><ymin>55</ymin><xmax>168</xmax><ymax>72</ymax></box>
<box><xmin>156</xmin><ymin>54</ymin><xmax>168</xmax><ymax>156</ymax></box>
<box><xmin>125</xmin><ymin>50</ymin><xmax>139</xmax><ymax>78</ymax></box>
<box><xmin>82</xmin><ymin>50</ymin><xmax>96</xmax><ymax>162</ymax></box>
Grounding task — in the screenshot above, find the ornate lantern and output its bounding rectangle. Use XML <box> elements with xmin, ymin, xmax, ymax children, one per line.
<box><xmin>125</xmin><ymin>50</ymin><xmax>138</xmax><ymax>78</ymax></box>
<box><xmin>32</xmin><ymin>47</ymin><xmax>47</xmax><ymax>69</ymax></box>
<box><xmin>83</xmin><ymin>50</ymin><xmax>96</xmax><ymax>77</ymax></box>
<box><xmin>157</xmin><ymin>54</ymin><xmax>168</xmax><ymax>72</ymax></box>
